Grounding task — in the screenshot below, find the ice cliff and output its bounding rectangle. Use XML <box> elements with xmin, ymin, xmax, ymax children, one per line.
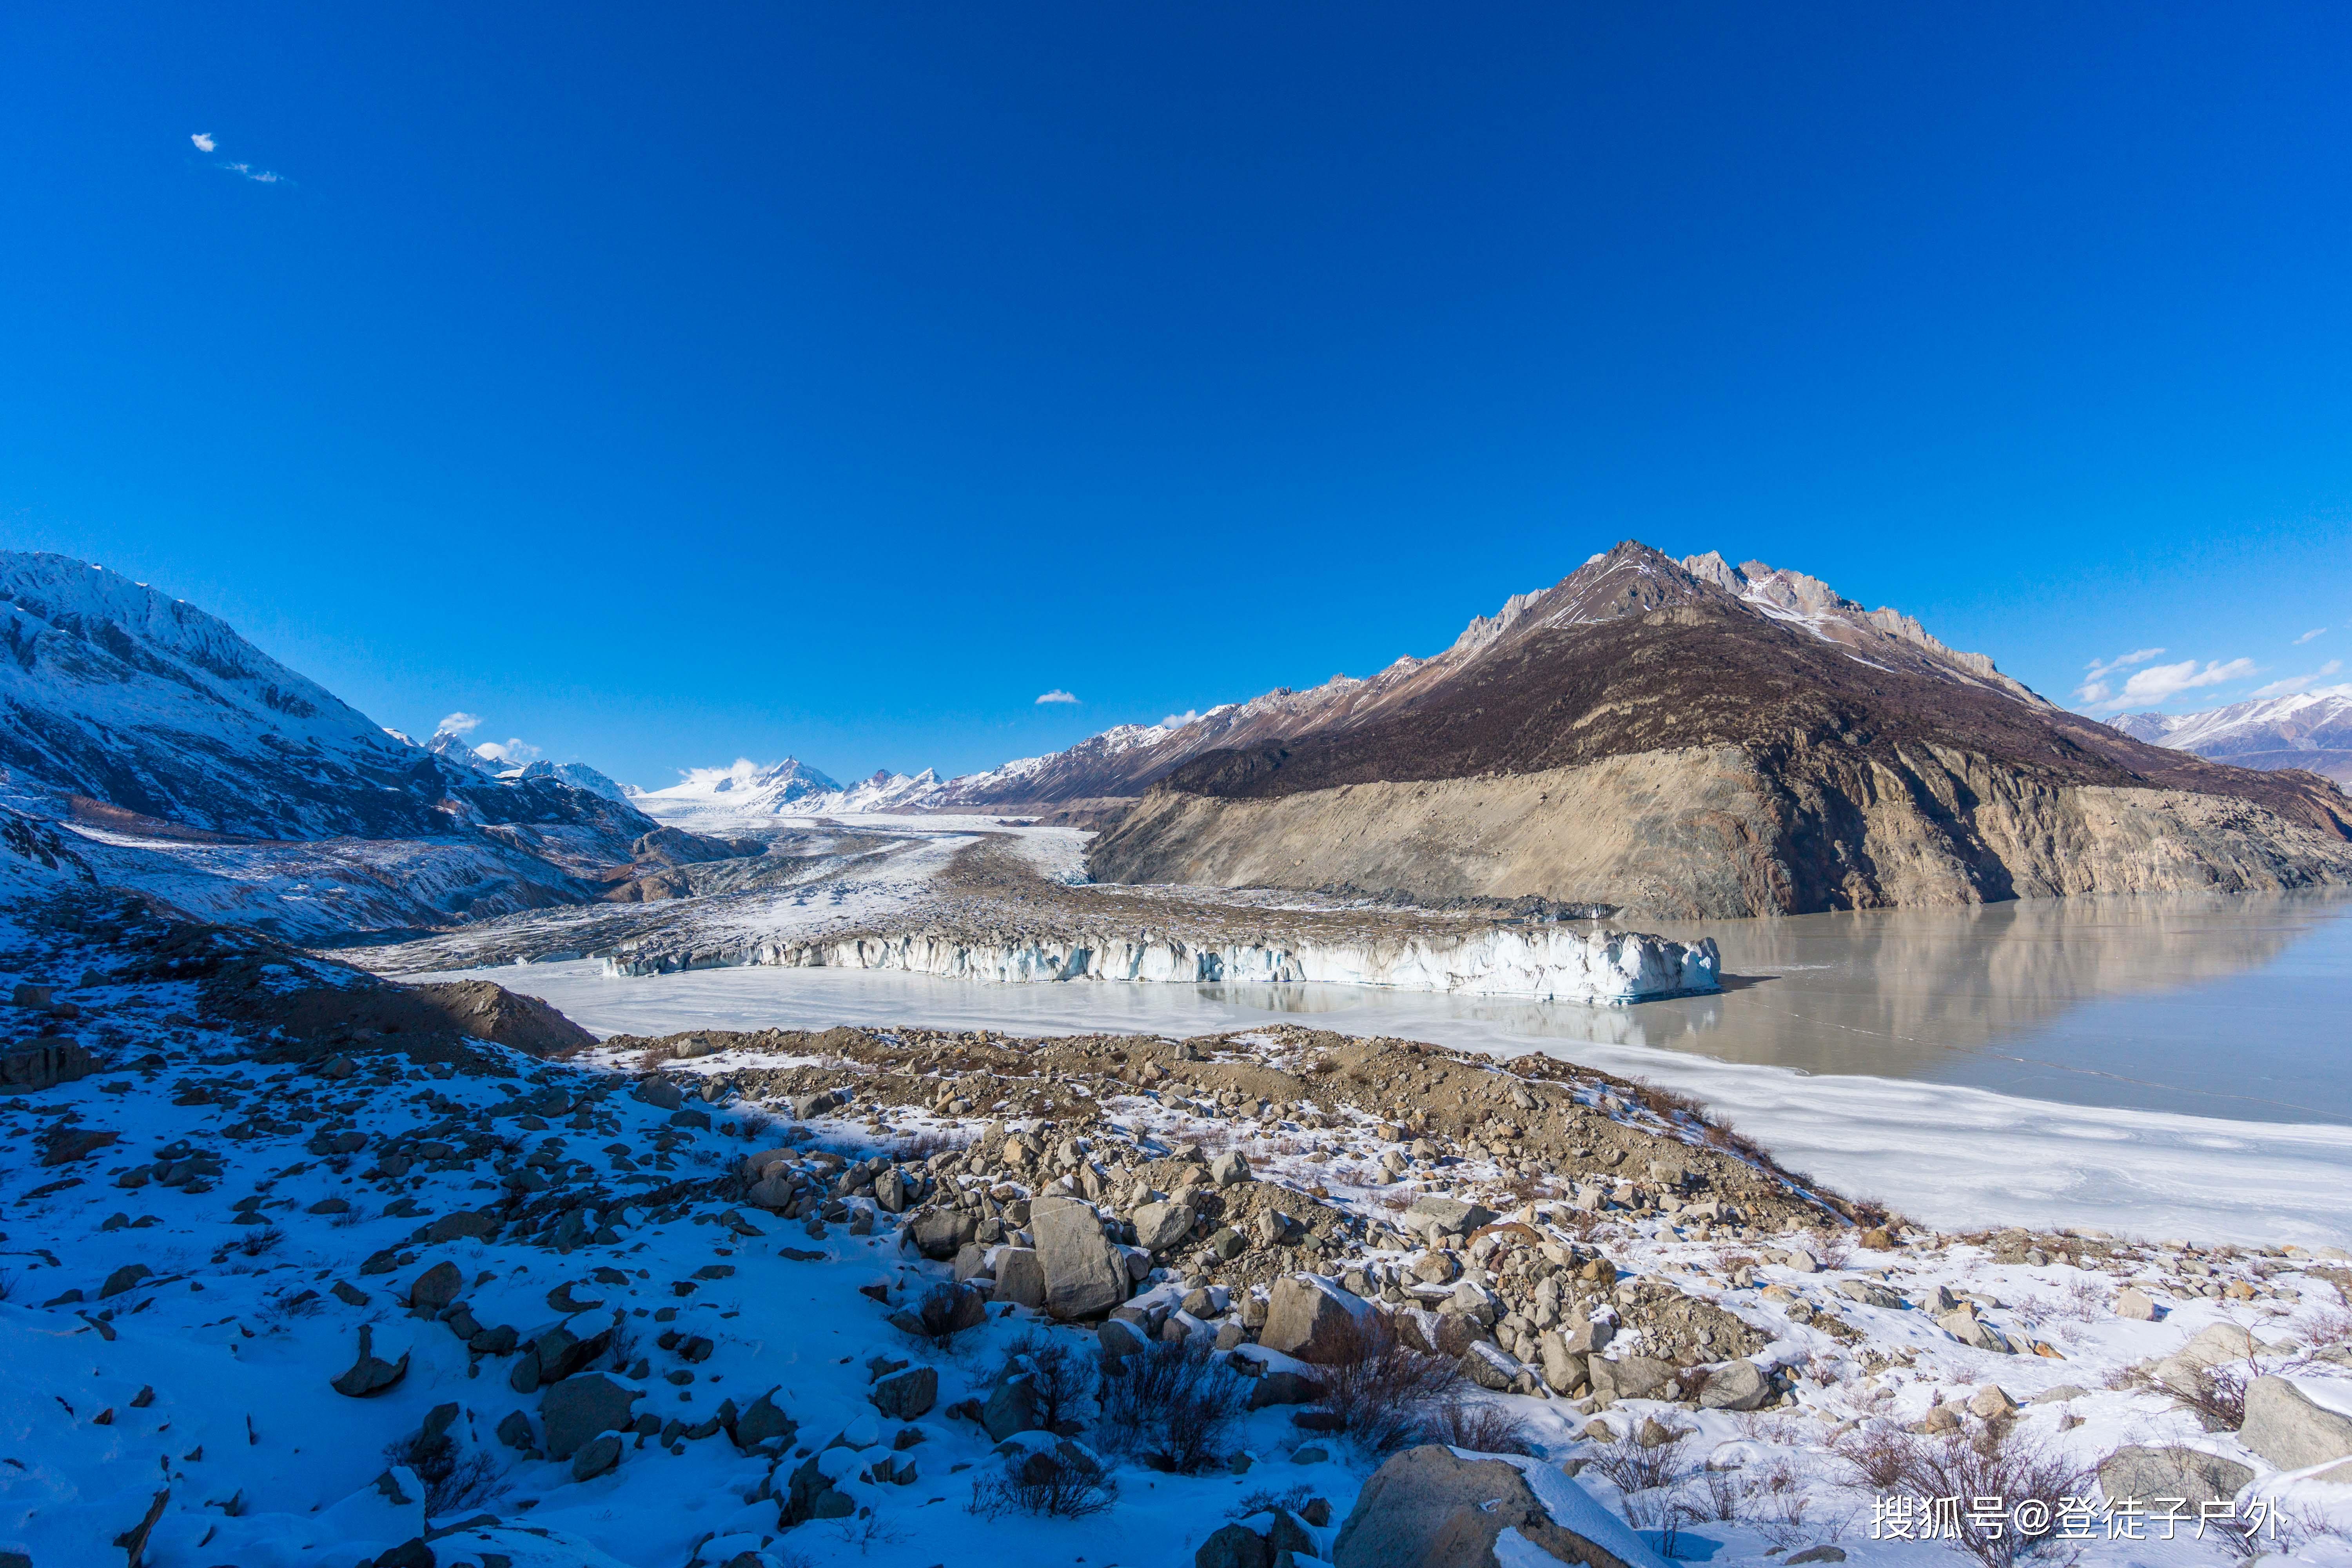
<box><xmin>603</xmin><ymin>922</ymin><xmax>1719</xmax><ymax>1005</ymax></box>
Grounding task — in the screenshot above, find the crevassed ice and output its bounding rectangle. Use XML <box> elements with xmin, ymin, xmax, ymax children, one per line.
<box><xmin>604</xmin><ymin>924</ymin><xmax>1719</xmax><ymax>1005</ymax></box>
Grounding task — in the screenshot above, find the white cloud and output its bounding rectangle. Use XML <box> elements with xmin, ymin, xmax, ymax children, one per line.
<box><xmin>473</xmin><ymin>737</ymin><xmax>540</xmax><ymax>764</ymax></box>
<box><xmin>2294</xmin><ymin>628</ymin><xmax>2327</xmax><ymax>645</ymax></box>
<box><xmin>2250</xmin><ymin>661</ymin><xmax>2346</xmax><ymax>699</ymax></box>
<box><xmin>223</xmin><ymin>162</ymin><xmax>287</xmax><ymax>184</ymax></box>
<box><xmin>676</xmin><ymin>758</ymin><xmax>764</xmax><ymax>788</ymax></box>
<box><xmin>2076</xmin><ymin>655</ymin><xmax>2258</xmax><ymax>713</ymax></box>
<box><xmin>190</xmin><ymin>132</ymin><xmax>215</xmax><ymax>152</ymax></box>
<box><xmin>435</xmin><ymin>711</ymin><xmax>483</xmax><ymax>736</ymax></box>
<box><xmin>1035</xmin><ymin>690</ymin><xmax>1079</xmax><ymax>704</ymax></box>
<box><xmin>1155</xmin><ymin>711</ymin><xmax>1202</xmax><ymax>730</ymax></box>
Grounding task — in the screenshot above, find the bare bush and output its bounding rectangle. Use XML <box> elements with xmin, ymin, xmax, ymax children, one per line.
<box><xmin>604</xmin><ymin>1318</ymin><xmax>641</xmax><ymax>1373</ymax></box>
<box><xmin>999</xmin><ymin>1328</ymin><xmax>1095</xmax><ymax>1433</ymax></box>
<box><xmin>384</xmin><ymin>1428</ymin><xmax>505</xmax><ymax>1517</ymax></box>
<box><xmin>1836</xmin><ymin>1424</ymin><xmax>2091</xmax><ymax>1568</ymax></box>
<box><xmin>1230</xmin><ymin>1483</ymin><xmax>1317</xmax><ymax>1519</ymax></box>
<box><xmin>2170</xmin><ymin>1362</ymin><xmax>2251</xmax><ymax>1431</ymax></box>
<box><xmin>1312</xmin><ymin>1312</ymin><xmax>1466</xmax><ymax>1454</ymax></box>
<box><xmin>1749</xmin><ymin>1457</ymin><xmax>1815</xmax><ymax>1550</ymax></box>
<box><xmin>1689</xmin><ymin>1465</ymin><xmax>1746</xmax><ymax>1522</ymax></box>
<box><xmin>237</xmin><ymin>1225</ymin><xmax>285</xmax><ymax>1258</ymax></box>
<box><xmin>900</xmin><ymin>1282</ymin><xmax>986</xmax><ymax>1350</ymax></box>
<box><xmin>1431</xmin><ymin>1397</ymin><xmax>1536</xmax><ymax>1456</ymax></box>
<box><xmin>1096</xmin><ymin>1337</ymin><xmax>1247</xmax><ymax>1474</ymax></box>
<box><xmin>1588</xmin><ymin>1428</ymin><xmax>1690</xmax><ymax>1496</ymax></box>
<box><xmin>968</xmin><ymin>1443</ymin><xmax>1120</xmax><ymax>1519</ymax></box>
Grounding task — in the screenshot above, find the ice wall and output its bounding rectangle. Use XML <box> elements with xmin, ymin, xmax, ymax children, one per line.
<box><xmin>603</xmin><ymin>923</ymin><xmax>1719</xmax><ymax>1005</ymax></box>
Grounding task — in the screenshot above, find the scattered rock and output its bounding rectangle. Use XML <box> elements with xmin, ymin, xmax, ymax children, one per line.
<box><xmin>330</xmin><ymin>1325</ymin><xmax>410</xmax><ymax>1399</ymax></box>
<box><xmin>540</xmin><ymin>1374</ymin><xmax>637</xmax><ymax>1461</ymax></box>
<box><xmin>2240</xmin><ymin>1377</ymin><xmax>2352</xmax><ymax>1470</ymax></box>
<box><xmin>871</xmin><ymin>1366</ymin><xmax>938</xmax><ymax>1421</ymax></box>
<box><xmin>2096</xmin><ymin>1446</ymin><xmax>2254</xmax><ymax>1510</ymax></box>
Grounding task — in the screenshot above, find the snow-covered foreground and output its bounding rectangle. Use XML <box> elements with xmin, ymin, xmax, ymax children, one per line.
<box><xmin>9</xmin><ymin>886</ymin><xmax>2352</xmax><ymax>1568</ymax></box>
<box><xmin>432</xmin><ymin>962</ymin><xmax>2352</xmax><ymax>1247</ymax></box>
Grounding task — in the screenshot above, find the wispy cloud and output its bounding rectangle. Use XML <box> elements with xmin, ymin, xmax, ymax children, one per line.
<box><xmin>2250</xmin><ymin>661</ymin><xmax>2346</xmax><ymax>700</ymax></box>
<box><xmin>2076</xmin><ymin>651</ymin><xmax>2258</xmax><ymax>713</ymax></box>
<box><xmin>1035</xmin><ymin>690</ymin><xmax>1079</xmax><ymax>704</ymax></box>
<box><xmin>677</xmin><ymin>758</ymin><xmax>764</xmax><ymax>788</ymax></box>
<box><xmin>2294</xmin><ymin>628</ymin><xmax>2328</xmax><ymax>645</ymax></box>
<box><xmin>473</xmin><ymin>737</ymin><xmax>540</xmax><ymax>764</ymax></box>
<box><xmin>435</xmin><ymin>711</ymin><xmax>483</xmax><ymax>736</ymax></box>
<box><xmin>1155</xmin><ymin>710</ymin><xmax>1202</xmax><ymax>730</ymax></box>
<box><xmin>190</xmin><ymin>133</ymin><xmax>290</xmax><ymax>184</ymax></box>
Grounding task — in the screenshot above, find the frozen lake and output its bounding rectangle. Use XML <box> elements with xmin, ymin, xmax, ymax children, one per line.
<box><xmin>425</xmin><ymin>891</ymin><xmax>2352</xmax><ymax>1246</ymax></box>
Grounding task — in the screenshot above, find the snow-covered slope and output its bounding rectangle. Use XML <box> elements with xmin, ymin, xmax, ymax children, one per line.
<box><xmin>2112</xmin><ymin>691</ymin><xmax>2352</xmax><ymax>785</ymax></box>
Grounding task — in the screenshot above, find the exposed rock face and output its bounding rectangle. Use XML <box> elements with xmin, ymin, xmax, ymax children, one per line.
<box><xmin>399</xmin><ymin>980</ymin><xmax>599</xmax><ymax>1057</ymax></box>
<box><xmin>1333</xmin><ymin>1445</ymin><xmax>1665</xmax><ymax>1568</ymax></box>
<box><xmin>2239</xmin><ymin>1376</ymin><xmax>2352</xmax><ymax>1470</ymax></box>
<box><xmin>1087</xmin><ymin>546</ymin><xmax>2352</xmax><ymax>917</ymax></box>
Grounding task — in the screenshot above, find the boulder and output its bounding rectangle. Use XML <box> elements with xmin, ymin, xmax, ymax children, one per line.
<box><xmin>733</xmin><ymin>1387</ymin><xmax>797</xmax><ymax>1450</ymax></box>
<box><xmin>1699</xmin><ymin>1360</ymin><xmax>1769</xmax><ymax>1412</ymax></box>
<box><xmin>2097</xmin><ymin>1445</ymin><xmax>2254</xmax><ymax>1509</ymax></box>
<box><xmin>1248</xmin><ymin>1370</ymin><xmax>1320</xmax><ymax>1409</ymax></box>
<box><xmin>1460</xmin><ymin>1342</ymin><xmax>1525</xmax><ymax>1392</ymax></box>
<box><xmin>910</xmin><ymin>1209</ymin><xmax>978</xmax><ymax>1261</ymax></box>
<box><xmin>2114</xmin><ymin>1288</ymin><xmax>2160</xmax><ymax>1321</ymax></box>
<box><xmin>1537</xmin><ymin>1333</ymin><xmax>1587</xmax><ymax>1394</ymax></box>
<box><xmin>1589</xmin><ymin>1355</ymin><xmax>1677</xmax><ymax>1404</ymax></box>
<box><xmin>1938</xmin><ymin>1310</ymin><xmax>2013</xmax><ymax>1354</ymax></box>
<box><xmin>407</xmin><ymin>1261</ymin><xmax>462</xmax><ymax>1312</ymax></box>
<box><xmin>1031</xmin><ymin>1197</ymin><xmax>1128</xmax><ymax>1320</ymax></box>
<box><xmin>871</xmin><ymin>1365</ymin><xmax>937</xmax><ymax>1421</ymax></box>
<box><xmin>1407</xmin><ymin>1196</ymin><xmax>1497</xmax><ymax>1237</ymax></box>
<box><xmin>422</xmin><ymin>1210</ymin><xmax>498</xmax><ymax>1245</ymax></box>
<box><xmin>1132</xmin><ymin>1201</ymin><xmax>1195</xmax><ymax>1254</ymax></box>
<box><xmin>570</xmin><ymin>1432</ymin><xmax>623</xmax><ymax>1482</ymax></box>
<box><xmin>983</xmin><ymin>1375</ymin><xmax>1044</xmax><ymax>1441</ymax></box>
<box><xmin>99</xmin><ymin>1264</ymin><xmax>152</xmax><ymax>1299</ymax></box>
<box><xmin>1260</xmin><ymin>1275</ymin><xmax>1374</xmax><ymax>1365</ymax></box>
<box><xmin>633</xmin><ymin>1077</ymin><xmax>683</xmax><ymax>1112</ymax></box>
<box><xmin>540</xmin><ymin>1374</ymin><xmax>637</xmax><ymax>1460</ymax></box>
<box><xmin>330</xmin><ymin>1325</ymin><xmax>410</xmax><ymax>1399</ymax></box>
<box><xmin>1098</xmin><ymin>1318</ymin><xmax>1150</xmax><ymax>1359</ymax></box>
<box><xmin>1197</xmin><ymin>1523</ymin><xmax>1271</xmax><ymax>1568</ymax></box>
<box><xmin>1209</xmin><ymin>1151</ymin><xmax>1253</xmax><ymax>1187</ymax></box>
<box><xmin>2239</xmin><ymin>1377</ymin><xmax>2352</xmax><ymax>1471</ymax></box>
<box><xmin>1333</xmin><ymin>1445</ymin><xmax>1666</xmax><ymax>1568</ymax></box>
<box><xmin>1967</xmin><ymin>1385</ymin><xmax>2018</xmax><ymax>1420</ymax></box>
<box><xmin>2153</xmin><ymin>1323</ymin><xmax>2256</xmax><ymax>1394</ymax></box>
<box><xmin>994</xmin><ymin>1247</ymin><xmax>1048</xmax><ymax>1310</ymax></box>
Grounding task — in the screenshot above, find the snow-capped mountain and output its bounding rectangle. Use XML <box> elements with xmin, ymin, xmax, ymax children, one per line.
<box><xmin>509</xmin><ymin>759</ymin><xmax>632</xmax><ymax>802</ymax></box>
<box><xmin>2111</xmin><ymin>690</ymin><xmax>2352</xmax><ymax>784</ymax></box>
<box><xmin>636</xmin><ymin>758</ymin><xmax>951</xmax><ymax>823</ymax></box>
<box><xmin>0</xmin><ymin>550</ymin><xmax>652</xmax><ymax>845</ymax></box>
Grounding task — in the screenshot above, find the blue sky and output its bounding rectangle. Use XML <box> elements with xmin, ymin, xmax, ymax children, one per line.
<box><xmin>4</xmin><ymin>4</ymin><xmax>2350</xmax><ymax>789</ymax></box>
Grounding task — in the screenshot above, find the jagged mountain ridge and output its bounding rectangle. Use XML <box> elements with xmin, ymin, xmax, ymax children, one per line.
<box><xmin>1085</xmin><ymin>543</ymin><xmax>2352</xmax><ymax>917</ymax></box>
<box><xmin>0</xmin><ymin>551</ymin><xmax>653</xmax><ymax>846</ymax></box>
<box><xmin>2111</xmin><ymin>691</ymin><xmax>2352</xmax><ymax>786</ymax></box>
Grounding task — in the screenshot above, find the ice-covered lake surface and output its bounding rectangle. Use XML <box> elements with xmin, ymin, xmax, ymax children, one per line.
<box><xmin>425</xmin><ymin>890</ymin><xmax>2352</xmax><ymax>1245</ymax></box>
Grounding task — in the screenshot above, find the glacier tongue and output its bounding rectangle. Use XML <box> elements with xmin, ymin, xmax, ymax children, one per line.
<box><xmin>604</xmin><ymin>921</ymin><xmax>1719</xmax><ymax>1004</ymax></box>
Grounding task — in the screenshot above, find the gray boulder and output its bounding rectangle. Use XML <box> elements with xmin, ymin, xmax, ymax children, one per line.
<box><xmin>407</xmin><ymin>1261</ymin><xmax>462</xmax><ymax>1312</ymax></box>
<box><xmin>2240</xmin><ymin>1377</ymin><xmax>2352</xmax><ymax>1470</ymax></box>
<box><xmin>909</xmin><ymin>1209</ymin><xmax>977</xmax><ymax>1260</ymax></box>
<box><xmin>633</xmin><ymin>1076</ymin><xmax>683</xmax><ymax>1111</ymax></box>
<box><xmin>871</xmin><ymin>1365</ymin><xmax>937</xmax><ymax>1421</ymax></box>
<box><xmin>1031</xmin><ymin>1197</ymin><xmax>1128</xmax><ymax>1320</ymax></box>
<box><xmin>1537</xmin><ymin>1333</ymin><xmax>1586</xmax><ymax>1394</ymax></box>
<box><xmin>570</xmin><ymin>1432</ymin><xmax>623</xmax><ymax>1482</ymax></box>
<box><xmin>1589</xmin><ymin>1354</ymin><xmax>1677</xmax><ymax>1404</ymax></box>
<box><xmin>1132</xmin><ymin>1201</ymin><xmax>1195</xmax><ymax>1253</ymax></box>
<box><xmin>1197</xmin><ymin>1522</ymin><xmax>1271</xmax><ymax>1568</ymax></box>
<box><xmin>540</xmin><ymin>1373</ymin><xmax>637</xmax><ymax>1460</ymax></box>
<box><xmin>2097</xmin><ymin>1446</ymin><xmax>2253</xmax><ymax>1509</ymax></box>
<box><xmin>983</xmin><ymin>1375</ymin><xmax>1043</xmax><ymax>1441</ymax></box>
<box><xmin>1209</xmin><ymin>1151</ymin><xmax>1252</xmax><ymax>1187</ymax></box>
<box><xmin>1460</xmin><ymin>1342</ymin><xmax>1526</xmax><ymax>1392</ymax></box>
<box><xmin>995</xmin><ymin>1247</ymin><xmax>1047</xmax><ymax>1310</ymax></box>
<box><xmin>1260</xmin><ymin>1275</ymin><xmax>1373</xmax><ymax>1365</ymax></box>
<box><xmin>1699</xmin><ymin>1360</ymin><xmax>1770</xmax><ymax>1412</ymax></box>
<box><xmin>733</xmin><ymin>1387</ymin><xmax>797</xmax><ymax>1450</ymax></box>
<box><xmin>1407</xmin><ymin>1196</ymin><xmax>1497</xmax><ymax>1236</ymax></box>
<box><xmin>1334</xmin><ymin>1444</ymin><xmax>1664</xmax><ymax>1568</ymax></box>
<box><xmin>330</xmin><ymin>1325</ymin><xmax>410</xmax><ymax>1399</ymax></box>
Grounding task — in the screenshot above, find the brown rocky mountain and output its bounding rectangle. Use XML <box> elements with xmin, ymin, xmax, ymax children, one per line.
<box><xmin>1067</xmin><ymin>543</ymin><xmax>2352</xmax><ymax>918</ymax></box>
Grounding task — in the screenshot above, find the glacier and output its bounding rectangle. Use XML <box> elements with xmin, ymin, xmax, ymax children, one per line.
<box><xmin>603</xmin><ymin>920</ymin><xmax>1720</xmax><ymax>1005</ymax></box>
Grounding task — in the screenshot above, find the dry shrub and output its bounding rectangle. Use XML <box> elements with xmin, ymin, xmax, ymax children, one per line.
<box><xmin>1312</xmin><ymin>1313</ymin><xmax>1466</xmax><ymax>1454</ymax></box>
<box><xmin>1588</xmin><ymin>1428</ymin><xmax>1690</xmax><ymax>1495</ymax></box>
<box><xmin>902</xmin><ymin>1282</ymin><xmax>987</xmax><ymax>1350</ymax></box>
<box><xmin>2171</xmin><ymin>1362</ymin><xmax>2252</xmax><ymax>1431</ymax></box>
<box><xmin>1097</xmin><ymin>1336</ymin><xmax>1246</xmax><ymax>1474</ymax></box>
<box><xmin>998</xmin><ymin>1328</ymin><xmax>1095</xmax><ymax>1433</ymax></box>
<box><xmin>1430</xmin><ymin>1398</ymin><xmax>1536</xmax><ymax>1456</ymax></box>
<box><xmin>384</xmin><ymin>1427</ymin><xmax>504</xmax><ymax>1517</ymax></box>
<box><xmin>968</xmin><ymin>1443</ymin><xmax>1119</xmax><ymax>1519</ymax></box>
<box><xmin>1835</xmin><ymin>1424</ymin><xmax>2091</xmax><ymax>1568</ymax></box>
